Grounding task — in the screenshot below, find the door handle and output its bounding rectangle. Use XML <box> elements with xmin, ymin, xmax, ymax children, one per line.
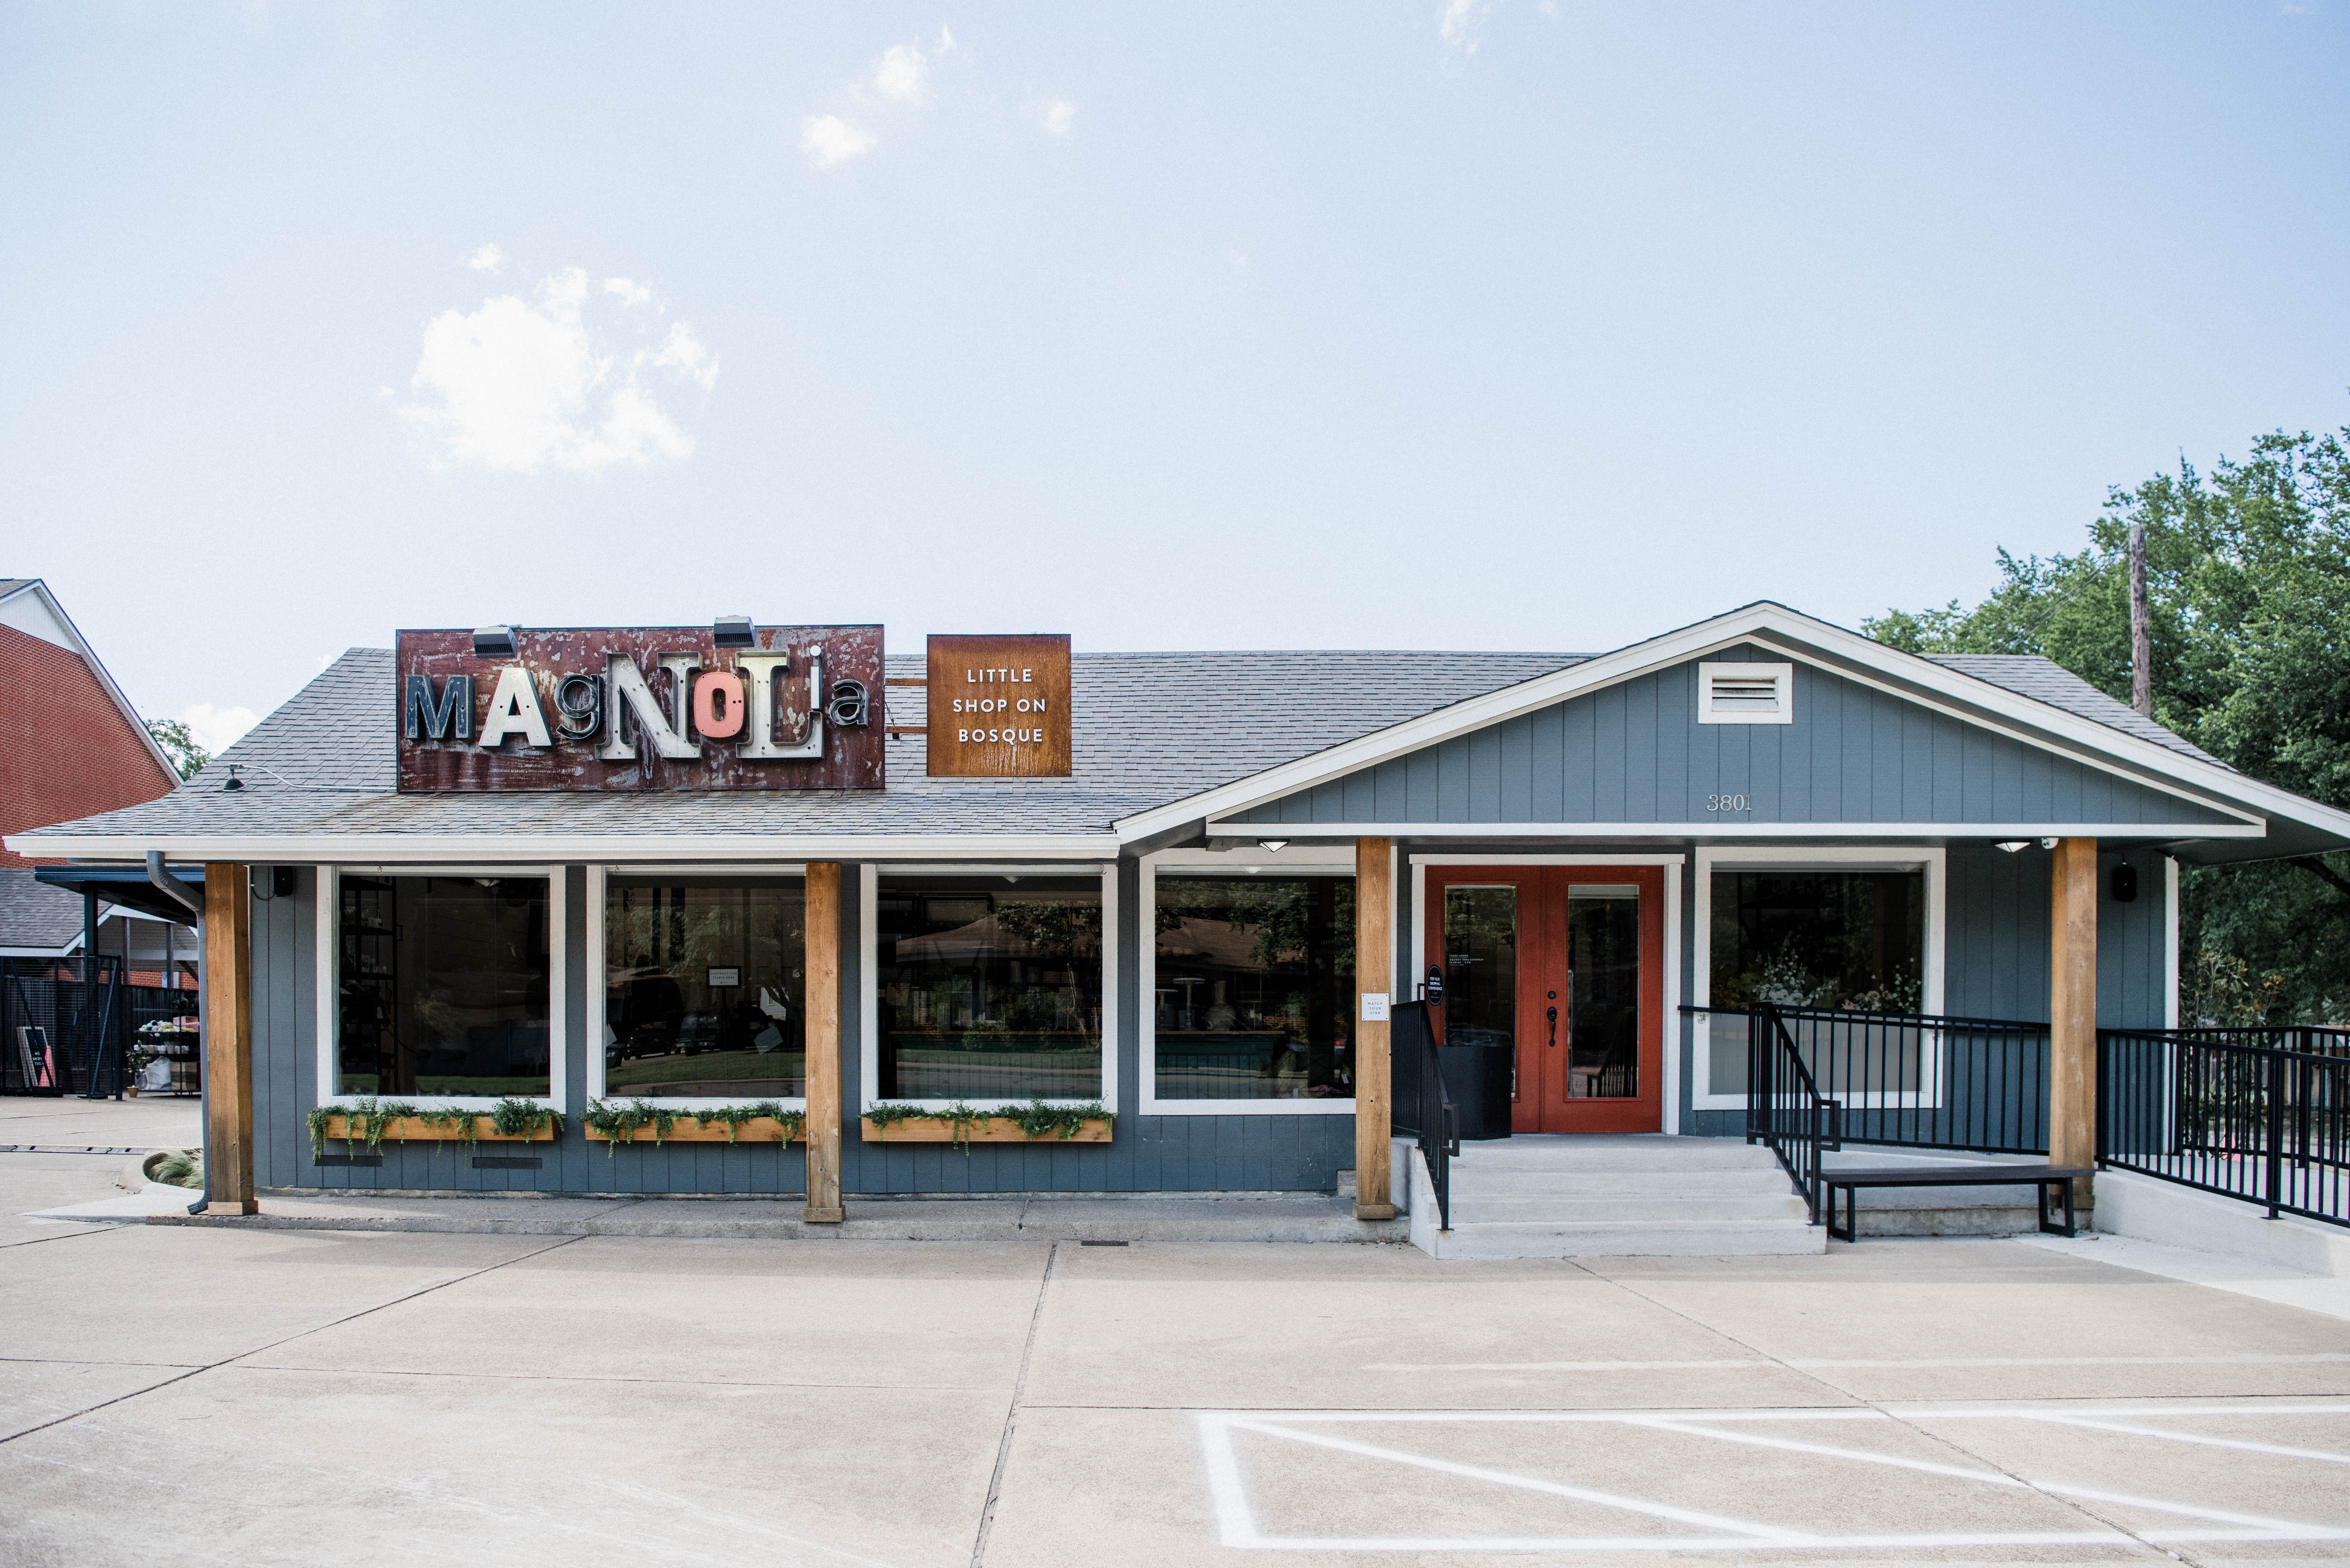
<box><xmin>1546</xmin><ymin>1004</ymin><xmax>1558</xmax><ymax>1047</ymax></box>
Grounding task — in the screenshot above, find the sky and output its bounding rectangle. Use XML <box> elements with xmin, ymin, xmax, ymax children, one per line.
<box><xmin>3</xmin><ymin>2</ymin><xmax>2346</xmax><ymax>754</ymax></box>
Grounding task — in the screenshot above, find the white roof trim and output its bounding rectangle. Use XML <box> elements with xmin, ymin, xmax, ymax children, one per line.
<box><xmin>0</xmin><ymin>579</ymin><xmax>179</xmax><ymax>782</ymax></box>
<box><xmin>1202</xmin><ymin>820</ymin><xmax>2265</xmax><ymax>841</ymax></box>
<box><xmin>4</xmin><ymin>832</ymin><xmax>1125</xmax><ymax>864</ymax></box>
<box><xmin>1117</xmin><ymin>601</ymin><xmax>2336</xmax><ymax>843</ymax></box>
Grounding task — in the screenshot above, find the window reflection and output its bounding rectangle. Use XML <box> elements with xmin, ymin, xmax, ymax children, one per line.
<box><xmin>603</xmin><ymin>877</ymin><xmax>805</xmax><ymax>1097</ymax></box>
<box><xmin>876</xmin><ymin>876</ymin><xmax>1103</xmax><ymax>1100</ymax></box>
<box><xmin>1153</xmin><ymin>874</ymin><xmax>1355</xmax><ymax>1101</ymax></box>
<box><xmin>338</xmin><ymin>875</ymin><xmax>550</xmax><ymax>1097</ymax></box>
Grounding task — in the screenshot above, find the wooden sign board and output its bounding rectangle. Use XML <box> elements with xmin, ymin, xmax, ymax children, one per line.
<box><xmin>926</xmin><ymin>634</ymin><xmax>1072</xmax><ymax>778</ymax></box>
<box><xmin>396</xmin><ymin>625</ymin><xmax>885</xmax><ymax>792</ymax></box>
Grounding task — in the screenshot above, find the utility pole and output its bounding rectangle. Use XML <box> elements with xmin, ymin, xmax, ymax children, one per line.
<box><xmin>2129</xmin><ymin>522</ymin><xmax>2153</xmax><ymax>719</ymax></box>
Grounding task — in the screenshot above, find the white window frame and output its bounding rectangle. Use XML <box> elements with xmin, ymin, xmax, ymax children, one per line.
<box><xmin>1689</xmin><ymin>845</ymin><xmax>1945</xmax><ymax>1112</ymax></box>
<box><xmin>585</xmin><ymin>862</ymin><xmax>812</xmax><ymax>1109</ymax></box>
<box><xmin>1140</xmin><ymin>845</ymin><xmax>1362</xmax><ymax>1117</ymax></box>
<box><xmin>859</xmin><ymin>861</ymin><xmax>1119</xmax><ymax>1115</ymax></box>
<box><xmin>1696</xmin><ymin>661</ymin><xmax>1794</xmax><ymax>724</ymax></box>
<box><xmin>313</xmin><ymin>863</ymin><xmax>567</xmax><ymax>1111</ymax></box>
<box><xmin>1410</xmin><ymin>854</ymin><xmax>1687</xmax><ymax>1135</ymax></box>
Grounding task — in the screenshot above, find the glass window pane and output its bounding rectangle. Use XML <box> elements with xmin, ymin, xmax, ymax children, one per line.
<box><xmin>603</xmin><ymin>877</ymin><xmax>806</xmax><ymax>1098</ymax></box>
<box><xmin>877</xmin><ymin>875</ymin><xmax>1103</xmax><ymax>1100</ymax></box>
<box><xmin>1443</xmin><ymin>887</ymin><xmax>1518</xmax><ymax>1099</ymax></box>
<box><xmin>337</xmin><ymin>875</ymin><xmax>551</xmax><ymax>1097</ymax></box>
<box><xmin>1708</xmin><ymin>870</ymin><xmax>1926</xmax><ymax>1096</ymax></box>
<box><xmin>1567</xmin><ymin>886</ymin><xmax>1640</xmax><ymax>1098</ymax></box>
<box><xmin>1153</xmin><ymin>874</ymin><xmax>1355</xmax><ymax>1101</ymax></box>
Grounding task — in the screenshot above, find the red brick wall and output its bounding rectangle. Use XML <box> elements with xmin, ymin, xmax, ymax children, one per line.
<box><xmin>0</xmin><ymin>623</ymin><xmax>178</xmax><ymax>868</ymax></box>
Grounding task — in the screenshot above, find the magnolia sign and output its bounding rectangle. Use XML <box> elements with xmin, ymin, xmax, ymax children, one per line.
<box><xmin>395</xmin><ymin>625</ymin><xmax>885</xmax><ymax>792</ymax></box>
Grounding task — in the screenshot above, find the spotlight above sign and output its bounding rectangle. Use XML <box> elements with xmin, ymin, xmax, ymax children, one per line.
<box><xmin>925</xmin><ymin>633</ymin><xmax>1072</xmax><ymax>778</ymax></box>
<box><xmin>395</xmin><ymin>624</ymin><xmax>884</xmax><ymax>792</ymax></box>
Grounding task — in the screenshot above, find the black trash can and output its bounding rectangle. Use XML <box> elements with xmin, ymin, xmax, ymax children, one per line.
<box><xmin>1439</xmin><ymin>1042</ymin><xmax>1514</xmax><ymax>1141</ymax></box>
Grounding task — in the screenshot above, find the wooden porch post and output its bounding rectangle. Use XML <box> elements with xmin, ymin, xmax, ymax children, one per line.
<box><xmin>804</xmin><ymin>862</ymin><xmax>845</xmax><ymax>1224</ymax></box>
<box><xmin>202</xmin><ymin>863</ymin><xmax>255</xmax><ymax>1215</ymax></box>
<box><xmin>1353</xmin><ymin>836</ymin><xmax>1396</xmax><ymax>1220</ymax></box>
<box><xmin>2049</xmin><ymin>837</ymin><xmax>2099</xmax><ymax>1196</ymax></box>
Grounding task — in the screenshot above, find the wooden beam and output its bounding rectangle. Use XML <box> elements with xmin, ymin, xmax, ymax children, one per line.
<box><xmin>1353</xmin><ymin>836</ymin><xmax>1396</xmax><ymax>1220</ymax></box>
<box><xmin>2049</xmin><ymin>837</ymin><xmax>2099</xmax><ymax>1203</ymax></box>
<box><xmin>202</xmin><ymin>863</ymin><xmax>255</xmax><ymax>1215</ymax></box>
<box><xmin>803</xmin><ymin>862</ymin><xmax>845</xmax><ymax>1224</ymax></box>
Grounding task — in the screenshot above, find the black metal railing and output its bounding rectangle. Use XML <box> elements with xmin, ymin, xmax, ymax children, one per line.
<box><xmin>1744</xmin><ymin>1004</ymin><xmax>1837</xmax><ymax>1223</ymax></box>
<box><xmin>2100</xmin><ymin>1027</ymin><xmax>2350</xmax><ymax>1229</ymax></box>
<box><xmin>1389</xmin><ymin>999</ymin><xmax>1457</xmax><ymax>1231</ymax></box>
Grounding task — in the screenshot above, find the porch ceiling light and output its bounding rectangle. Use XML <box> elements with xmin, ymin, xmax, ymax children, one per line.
<box><xmin>713</xmin><ymin>614</ymin><xmax>755</xmax><ymax>649</ymax></box>
<box><xmin>1256</xmin><ymin>839</ymin><xmax>1289</xmax><ymax>853</ymax></box>
<box><xmin>472</xmin><ymin>625</ymin><xmax>519</xmax><ymax>658</ymax></box>
<box><xmin>1994</xmin><ymin>840</ymin><xmax>2030</xmax><ymax>853</ymax></box>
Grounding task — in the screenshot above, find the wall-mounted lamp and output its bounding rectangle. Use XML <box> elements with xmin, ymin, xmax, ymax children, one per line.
<box><xmin>713</xmin><ymin>615</ymin><xmax>755</xmax><ymax>649</ymax></box>
<box><xmin>472</xmin><ymin>625</ymin><xmax>519</xmax><ymax>658</ymax></box>
<box><xmin>1256</xmin><ymin>840</ymin><xmax>1289</xmax><ymax>853</ymax></box>
<box><xmin>1993</xmin><ymin>840</ymin><xmax>2028</xmax><ymax>853</ymax></box>
<box><xmin>223</xmin><ymin>764</ymin><xmax>244</xmax><ymax>792</ymax></box>
<box><xmin>2111</xmin><ymin>862</ymin><xmax>2139</xmax><ymax>902</ymax></box>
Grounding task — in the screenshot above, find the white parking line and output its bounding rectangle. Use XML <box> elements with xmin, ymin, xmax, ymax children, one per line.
<box><xmin>1197</xmin><ymin>1403</ymin><xmax>2350</xmax><ymax>1553</ymax></box>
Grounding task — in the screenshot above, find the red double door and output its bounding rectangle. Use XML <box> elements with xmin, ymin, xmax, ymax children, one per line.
<box><xmin>1422</xmin><ymin>865</ymin><xmax>1664</xmax><ymax>1135</ymax></box>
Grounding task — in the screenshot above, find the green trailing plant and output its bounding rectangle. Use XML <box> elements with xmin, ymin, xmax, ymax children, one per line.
<box><xmin>583</xmin><ymin>1098</ymin><xmax>806</xmax><ymax>1155</ymax></box>
<box><xmin>863</xmin><ymin>1102</ymin><xmax>924</xmax><ymax>1137</ymax></box>
<box><xmin>1007</xmin><ymin>1097</ymin><xmax>1110</xmax><ymax>1141</ymax></box>
<box><xmin>306</xmin><ymin>1097</ymin><xmax>560</xmax><ymax>1158</ymax></box>
<box><xmin>861</xmin><ymin>1099</ymin><xmax>1112</xmax><ymax>1151</ymax></box>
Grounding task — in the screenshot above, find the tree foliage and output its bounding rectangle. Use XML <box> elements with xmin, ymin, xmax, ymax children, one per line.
<box><xmin>145</xmin><ymin>718</ymin><xmax>208</xmax><ymax>781</ymax></box>
<box><xmin>1868</xmin><ymin>426</ymin><xmax>2350</xmax><ymax>1024</ymax></box>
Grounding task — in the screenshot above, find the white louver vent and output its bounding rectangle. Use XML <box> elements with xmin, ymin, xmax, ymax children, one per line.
<box><xmin>1696</xmin><ymin>662</ymin><xmax>1794</xmax><ymax>725</ymax></box>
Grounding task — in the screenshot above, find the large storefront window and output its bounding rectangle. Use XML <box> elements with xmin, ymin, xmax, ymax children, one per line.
<box><xmin>337</xmin><ymin>874</ymin><xmax>551</xmax><ymax>1097</ymax></box>
<box><xmin>1154</xmin><ymin>873</ymin><xmax>1355</xmax><ymax>1101</ymax></box>
<box><xmin>603</xmin><ymin>876</ymin><xmax>806</xmax><ymax>1098</ymax></box>
<box><xmin>875</xmin><ymin>874</ymin><xmax>1104</xmax><ymax>1101</ymax></box>
<box><xmin>1708</xmin><ymin>869</ymin><xmax>1925</xmax><ymax>1095</ymax></box>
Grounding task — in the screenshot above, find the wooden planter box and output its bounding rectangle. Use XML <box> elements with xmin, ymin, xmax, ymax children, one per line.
<box><xmin>320</xmin><ymin>1115</ymin><xmax>558</xmax><ymax>1143</ymax></box>
<box><xmin>861</xmin><ymin>1116</ymin><xmax>1112</xmax><ymax>1144</ymax></box>
<box><xmin>586</xmin><ymin>1117</ymin><xmax>804</xmax><ymax>1145</ymax></box>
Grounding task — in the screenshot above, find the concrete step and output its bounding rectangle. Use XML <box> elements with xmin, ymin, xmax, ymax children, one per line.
<box><xmin>1449</xmin><ymin>1136</ymin><xmax>1781</xmax><ymax>1173</ymax></box>
<box><xmin>1447</xmin><ymin>1167</ymin><xmax>1795</xmax><ymax>1199</ymax></box>
<box><xmin>1429</xmin><ymin>1217</ymin><xmax>1827</xmax><ymax>1259</ymax></box>
<box><xmin>1447</xmin><ymin>1192</ymin><xmax>1812</xmax><ymax>1225</ymax></box>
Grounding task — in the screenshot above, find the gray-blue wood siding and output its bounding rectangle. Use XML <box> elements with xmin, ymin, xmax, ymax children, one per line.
<box><xmin>1236</xmin><ymin>646</ymin><xmax>2236</xmax><ymax>829</ymax></box>
<box><xmin>255</xmin><ymin>860</ymin><xmax>1353</xmax><ymax>1196</ymax></box>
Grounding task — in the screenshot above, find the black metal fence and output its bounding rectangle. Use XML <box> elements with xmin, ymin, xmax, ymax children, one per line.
<box><xmin>2101</xmin><ymin>1026</ymin><xmax>2350</xmax><ymax>1228</ymax></box>
<box><xmin>1389</xmin><ymin>999</ymin><xmax>1456</xmax><ymax>1230</ymax></box>
<box><xmin>2</xmin><ymin>958</ymin><xmax>199</xmax><ymax>1099</ymax></box>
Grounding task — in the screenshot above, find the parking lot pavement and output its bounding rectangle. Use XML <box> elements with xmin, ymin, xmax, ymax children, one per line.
<box><xmin>7</xmin><ymin>1155</ymin><xmax>2350</xmax><ymax>1567</ymax></box>
<box><xmin>0</xmin><ymin>1093</ymin><xmax>200</xmax><ymax>1152</ymax></box>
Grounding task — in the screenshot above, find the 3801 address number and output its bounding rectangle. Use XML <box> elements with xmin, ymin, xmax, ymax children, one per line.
<box><xmin>1707</xmin><ymin>794</ymin><xmax>1751</xmax><ymax>813</ymax></box>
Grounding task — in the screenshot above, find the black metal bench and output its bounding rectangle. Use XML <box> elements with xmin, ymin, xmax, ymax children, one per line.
<box><xmin>1822</xmin><ymin>1164</ymin><xmax>2093</xmax><ymax>1243</ymax></box>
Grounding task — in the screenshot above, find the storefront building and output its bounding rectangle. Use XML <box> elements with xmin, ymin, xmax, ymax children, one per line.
<box><xmin>16</xmin><ymin>603</ymin><xmax>2350</xmax><ymax>1232</ymax></box>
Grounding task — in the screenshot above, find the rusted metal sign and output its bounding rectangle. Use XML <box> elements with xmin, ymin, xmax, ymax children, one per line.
<box><xmin>926</xmin><ymin>634</ymin><xmax>1072</xmax><ymax>778</ymax></box>
<box><xmin>396</xmin><ymin>625</ymin><xmax>885</xmax><ymax>792</ymax></box>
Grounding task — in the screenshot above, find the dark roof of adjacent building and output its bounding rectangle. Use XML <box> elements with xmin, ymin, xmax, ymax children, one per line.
<box><xmin>0</xmin><ymin>867</ymin><xmax>89</xmax><ymax>950</ymax></box>
<box><xmin>8</xmin><ymin>637</ymin><xmax>2236</xmax><ymax>845</ymax></box>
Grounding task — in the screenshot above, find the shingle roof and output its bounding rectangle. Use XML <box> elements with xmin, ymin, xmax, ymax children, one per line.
<box><xmin>0</xmin><ymin>868</ymin><xmax>87</xmax><ymax>950</ymax></box>
<box><xmin>14</xmin><ymin>640</ymin><xmax>2230</xmax><ymax>847</ymax></box>
<box><xmin>24</xmin><ymin>647</ymin><xmax>1588</xmax><ymax>841</ymax></box>
<box><xmin>1925</xmin><ymin>655</ymin><xmax>2225</xmax><ymax>765</ymax></box>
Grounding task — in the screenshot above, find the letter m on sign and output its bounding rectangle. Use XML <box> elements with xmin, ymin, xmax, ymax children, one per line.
<box><xmin>405</xmin><ymin>674</ymin><xmax>474</xmax><ymax>741</ymax></box>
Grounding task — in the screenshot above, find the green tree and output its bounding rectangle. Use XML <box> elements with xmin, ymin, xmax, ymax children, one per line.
<box><xmin>1868</xmin><ymin>425</ymin><xmax>2350</xmax><ymax>1024</ymax></box>
<box><xmin>144</xmin><ymin>718</ymin><xmax>208</xmax><ymax>781</ymax></box>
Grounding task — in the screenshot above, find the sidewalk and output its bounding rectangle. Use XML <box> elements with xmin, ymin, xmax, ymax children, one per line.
<box><xmin>120</xmin><ymin>1188</ymin><xmax>1413</xmax><ymax>1243</ymax></box>
<box><xmin>0</xmin><ymin>1092</ymin><xmax>200</xmax><ymax>1153</ymax></box>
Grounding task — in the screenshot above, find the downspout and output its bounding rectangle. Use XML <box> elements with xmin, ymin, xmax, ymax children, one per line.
<box><xmin>144</xmin><ymin>854</ymin><xmax>210</xmax><ymax>1214</ymax></box>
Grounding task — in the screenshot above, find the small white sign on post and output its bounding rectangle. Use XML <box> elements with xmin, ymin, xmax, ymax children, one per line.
<box><xmin>707</xmin><ymin>967</ymin><xmax>740</xmax><ymax>988</ymax></box>
<box><xmin>1359</xmin><ymin>992</ymin><xmax>1391</xmax><ymax>1023</ymax></box>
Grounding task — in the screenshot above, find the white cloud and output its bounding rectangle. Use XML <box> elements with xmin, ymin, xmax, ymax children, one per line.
<box><xmin>1033</xmin><ymin>97</ymin><xmax>1077</xmax><ymax>136</ymax></box>
<box><xmin>1440</xmin><ymin>0</ymin><xmax>1494</xmax><ymax>52</ymax></box>
<box><xmin>873</xmin><ymin>27</ymin><xmax>954</xmax><ymax>104</ymax></box>
<box><xmin>604</xmin><ymin>277</ymin><xmax>655</xmax><ymax>308</ymax></box>
<box><xmin>467</xmin><ymin>243</ymin><xmax>505</xmax><ymax>272</ymax></box>
<box><xmin>652</xmin><ymin>322</ymin><xmax>719</xmax><ymax>391</ymax></box>
<box><xmin>398</xmin><ymin>266</ymin><xmax>713</xmax><ymax>474</ymax></box>
<box><xmin>179</xmin><ymin>703</ymin><xmax>259</xmax><ymax>754</ymax></box>
<box><xmin>802</xmin><ymin>114</ymin><xmax>876</xmax><ymax>167</ymax></box>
